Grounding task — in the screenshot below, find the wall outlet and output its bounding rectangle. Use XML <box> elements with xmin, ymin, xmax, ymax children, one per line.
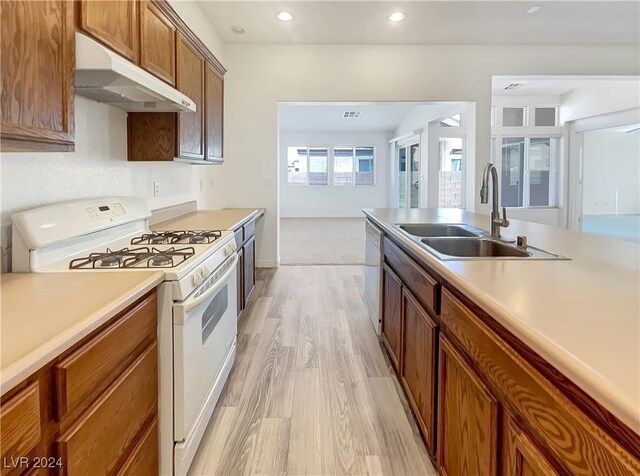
<box><xmin>210</xmin><ymin>179</ymin><xmax>214</xmax><ymax>190</ymax></box>
<box><xmin>153</xmin><ymin>181</ymin><xmax>160</xmax><ymax>197</ymax></box>
<box><xmin>264</xmin><ymin>178</ymin><xmax>275</xmax><ymax>188</ymax></box>
<box><xmin>199</xmin><ymin>180</ymin><xmax>204</xmax><ymax>192</ymax></box>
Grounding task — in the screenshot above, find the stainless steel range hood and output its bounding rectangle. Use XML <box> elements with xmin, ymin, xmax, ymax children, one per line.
<box><xmin>74</xmin><ymin>33</ymin><xmax>195</xmax><ymax>113</ymax></box>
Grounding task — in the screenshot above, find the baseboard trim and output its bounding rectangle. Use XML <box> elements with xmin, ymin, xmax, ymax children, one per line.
<box><xmin>257</xmin><ymin>259</ymin><xmax>279</xmax><ymax>268</ymax></box>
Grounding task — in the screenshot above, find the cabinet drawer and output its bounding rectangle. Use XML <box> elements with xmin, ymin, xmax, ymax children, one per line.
<box><xmin>440</xmin><ymin>288</ymin><xmax>640</xmax><ymax>476</ymax></box>
<box><xmin>54</xmin><ymin>293</ymin><xmax>157</xmax><ymax>419</ymax></box>
<box><xmin>57</xmin><ymin>343</ymin><xmax>158</xmax><ymax>476</ymax></box>
<box><xmin>117</xmin><ymin>416</ymin><xmax>158</xmax><ymax>476</ymax></box>
<box><xmin>1</xmin><ymin>382</ymin><xmax>41</xmax><ymax>473</ymax></box>
<box><xmin>243</xmin><ymin>219</ymin><xmax>256</xmax><ymax>241</ymax></box>
<box><xmin>234</xmin><ymin>227</ymin><xmax>244</xmax><ymax>248</ymax></box>
<box><xmin>383</xmin><ymin>237</ymin><xmax>439</xmax><ymax>316</ymax></box>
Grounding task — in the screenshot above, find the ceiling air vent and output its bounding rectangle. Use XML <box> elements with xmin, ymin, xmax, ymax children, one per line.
<box><xmin>504</xmin><ymin>83</ymin><xmax>522</xmax><ymax>91</ymax></box>
<box><xmin>343</xmin><ymin>111</ymin><xmax>361</xmax><ymax>118</ymax></box>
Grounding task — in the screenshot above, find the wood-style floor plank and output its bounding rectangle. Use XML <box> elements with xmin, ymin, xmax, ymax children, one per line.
<box><xmin>188</xmin><ymin>266</ymin><xmax>436</xmax><ymax>476</ymax></box>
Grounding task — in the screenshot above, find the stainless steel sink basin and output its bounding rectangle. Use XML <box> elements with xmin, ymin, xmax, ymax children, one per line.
<box><xmin>391</xmin><ymin>221</ymin><xmax>568</xmax><ymax>260</ymax></box>
<box><xmin>421</xmin><ymin>237</ymin><xmax>531</xmax><ymax>258</ymax></box>
<box><xmin>395</xmin><ymin>223</ymin><xmax>482</xmax><ymax>238</ymax></box>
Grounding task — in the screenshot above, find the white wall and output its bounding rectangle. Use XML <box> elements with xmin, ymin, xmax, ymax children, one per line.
<box><xmin>561</xmin><ymin>81</ymin><xmax>640</xmax><ymax>122</ymax></box>
<box><xmin>222</xmin><ymin>43</ymin><xmax>639</xmax><ymax>266</ymax></box>
<box><xmin>279</xmin><ymin>131</ymin><xmax>390</xmax><ymax>217</ymax></box>
<box><xmin>393</xmin><ymin>103</ymin><xmax>464</xmax><ymax>137</ymax></box>
<box><xmin>583</xmin><ymin>130</ymin><xmax>640</xmax><ymax>215</ymax></box>
<box><xmin>0</xmin><ymin>1</ymin><xmax>227</xmax><ymax>268</ymax></box>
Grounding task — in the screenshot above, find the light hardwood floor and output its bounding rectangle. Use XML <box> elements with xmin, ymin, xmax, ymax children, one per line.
<box><xmin>189</xmin><ymin>266</ymin><xmax>436</xmax><ymax>476</ymax></box>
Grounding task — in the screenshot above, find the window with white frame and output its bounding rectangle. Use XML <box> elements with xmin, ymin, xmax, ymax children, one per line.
<box><xmin>308</xmin><ymin>148</ymin><xmax>329</xmax><ymax>185</ymax></box>
<box><xmin>500</xmin><ymin>137</ymin><xmax>558</xmax><ymax>208</ymax></box>
<box><xmin>287</xmin><ymin>146</ymin><xmax>328</xmax><ymax>185</ymax></box>
<box><xmin>333</xmin><ymin>146</ymin><xmax>375</xmax><ymax>186</ymax></box>
<box><xmin>355</xmin><ymin>147</ymin><xmax>375</xmax><ymax>185</ymax></box>
<box><xmin>492</xmin><ymin>102</ymin><xmax>562</xmax><ymax>208</ymax></box>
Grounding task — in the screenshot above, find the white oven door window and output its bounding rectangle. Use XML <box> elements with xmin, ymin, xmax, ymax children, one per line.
<box><xmin>173</xmin><ymin>256</ymin><xmax>238</xmax><ymax>441</ymax></box>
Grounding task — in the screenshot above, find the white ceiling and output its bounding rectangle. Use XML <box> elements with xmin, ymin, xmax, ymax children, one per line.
<box><xmin>278</xmin><ymin>102</ymin><xmax>461</xmax><ymax>132</ymax></box>
<box><xmin>197</xmin><ymin>1</ymin><xmax>640</xmax><ymax>46</ymax></box>
<box><xmin>492</xmin><ymin>76</ymin><xmax>640</xmax><ymax>97</ymax></box>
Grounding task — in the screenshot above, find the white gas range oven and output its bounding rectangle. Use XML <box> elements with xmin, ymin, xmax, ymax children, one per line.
<box><xmin>11</xmin><ymin>197</ymin><xmax>237</xmax><ymax>475</ymax></box>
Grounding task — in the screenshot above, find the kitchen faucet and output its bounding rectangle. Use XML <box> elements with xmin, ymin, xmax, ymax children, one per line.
<box><xmin>480</xmin><ymin>163</ymin><xmax>510</xmax><ymax>238</ymax></box>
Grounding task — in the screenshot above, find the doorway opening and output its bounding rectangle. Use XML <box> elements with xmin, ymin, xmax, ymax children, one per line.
<box><xmin>580</xmin><ymin>124</ymin><xmax>640</xmax><ymax>242</ymax></box>
<box><xmin>277</xmin><ymin>101</ymin><xmax>474</xmax><ymax>265</ymax></box>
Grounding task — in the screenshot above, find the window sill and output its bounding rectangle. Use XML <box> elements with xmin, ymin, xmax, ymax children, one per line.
<box><xmin>505</xmin><ymin>206</ymin><xmax>560</xmax><ymax>210</ymax></box>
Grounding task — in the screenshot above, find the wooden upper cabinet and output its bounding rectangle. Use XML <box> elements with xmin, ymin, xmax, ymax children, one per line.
<box><xmin>502</xmin><ymin>415</ymin><xmax>560</xmax><ymax>476</ymax></box>
<box><xmin>176</xmin><ymin>33</ymin><xmax>205</xmax><ymax>160</ymax></box>
<box><xmin>381</xmin><ymin>263</ymin><xmax>403</xmax><ymax>372</ymax></box>
<box><xmin>78</xmin><ymin>0</ymin><xmax>139</xmax><ymax>62</ymax></box>
<box><xmin>205</xmin><ymin>62</ymin><xmax>224</xmax><ymax>161</ymax></box>
<box><xmin>140</xmin><ymin>0</ymin><xmax>176</xmax><ymax>85</ymax></box>
<box><xmin>1</xmin><ymin>0</ymin><xmax>75</xmax><ymax>151</ymax></box>
<box><xmin>437</xmin><ymin>336</ymin><xmax>499</xmax><ymax>476</ymax></box>
<box><xmin>401</xmin><ymin>288</ymin><xmax>438</xmax><ymax>455</ymax></box>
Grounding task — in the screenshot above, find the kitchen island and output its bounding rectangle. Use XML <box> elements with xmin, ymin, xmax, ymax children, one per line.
<box><xmin>364</xmin><ymin>207</ymin><xmax>639</xmax><ymax>475</ymax></box>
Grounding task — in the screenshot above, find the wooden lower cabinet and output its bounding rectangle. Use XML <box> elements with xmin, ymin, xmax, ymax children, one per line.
<box><xmin>400</xmin><ymin>288</ymin><xmax>437</xmax><ymax>455</ymax></box>
<box><xmin>381</xmin><ymin>263</ymin><xmax>403</xmax><ymax>372</ymax></box>
<box><xmin>117</xmin><ymin>416</ymin><xmax>159</xmax><ymax>476</ymax></box>
<box><xmin>437</xmin><ymin>336</ymin><xmax>499</xmax><ymax>476</ymax></box>
<box><xmin>243</xmin><ymin>235</ymin><xmax>256</xmax><ymax>306</ymax></box>
<box><xmin>502</xmin><ymin>415</ymin><xmax>560</xmax><ymax>476</ymax></box>
<box><xmin>0</xmin><ymin>383</ymin><xmax>41</xmax><ymax>476</ymax></box>
<box><xmin>236</xmin><ymin>246</ymin><xmax>245</xmax><ymax>317</ymax></box>
<box><xmin>57</xmin><ymin>343</ymin><xmax>157</xmax><ymax>476</ymax></box>
<box><xmin>380</xmin><ymin>232</ymin><xmax>640</xmax><ymax>476</ymax></box>
<box><xmin>0</xmin><ymin>291</ymin><xmax>158</xmax><ymax>476</ymax></box>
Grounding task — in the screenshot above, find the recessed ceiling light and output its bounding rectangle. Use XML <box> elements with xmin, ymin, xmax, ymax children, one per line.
<box><xmin>388</xmin><ymin>11</ymin><xmax>405</xmax><ymax>22</ymax></box>
<box><xmin>276</xmin><ymin>11</ymin><xmax>293</xmax><ymax>22</ymax></box>
<box><xmin>526</xmin><ymin>5</ymin><xmax>541</xmax><ymax>14</ymax></box>
<box><xmin>231</xmin><ymin>26</ymin><xmax>245</xmax><ymax>34</ymax></box>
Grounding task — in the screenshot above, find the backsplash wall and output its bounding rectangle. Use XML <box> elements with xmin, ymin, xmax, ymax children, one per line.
<box><xmin>0</xmin><ymin>95</ymin><xmax>224</xmax><ymax>271</ymax></box>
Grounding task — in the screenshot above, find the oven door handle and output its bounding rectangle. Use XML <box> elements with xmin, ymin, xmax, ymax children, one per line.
<box><xmin>182</xmin><ymin>254</ymin><xmax>238</xmax><ymax>313</ymax></box>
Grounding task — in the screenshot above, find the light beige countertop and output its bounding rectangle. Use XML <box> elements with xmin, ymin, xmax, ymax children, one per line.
<box><xmin>0</xmin><ymin>271</ymin><xmax>164</xmax><ymax>395</ymax></box>
<box><xmin>152</xmin><ymin>208</ymin><xmax>265</xmax><ymax>232</ymax></box>
<box><xmin>364</xmin><ymin>208</ymin><xmax>640</xmax><ymax>434</ymax></box>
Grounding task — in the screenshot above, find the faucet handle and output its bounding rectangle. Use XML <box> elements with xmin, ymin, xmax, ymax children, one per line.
<box><xmin>502</xmin><ymin>207</ymin><xmax>510</xmax><ymax>227</ymax></box>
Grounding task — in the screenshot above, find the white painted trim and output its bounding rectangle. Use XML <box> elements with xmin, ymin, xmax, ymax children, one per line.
<box><xmin>573</xmin><ymin>107</ymin><xmax>640</xmax><ymax>133</ymax></box>
<box><xmin>256</xmin><ymin>259</ymin><xmax>279</xmax><ymax>268</ymax></box>
<box><xmin>389</xmin><ymin>129</ymin><xmax>423</xmax><ymax>144</ymax></box>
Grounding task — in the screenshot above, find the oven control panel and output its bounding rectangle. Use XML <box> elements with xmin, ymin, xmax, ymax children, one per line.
<box><xmin>85</xmin><ymin>203</ymin><xmax>126</xmax><ymax>220</ymax></box>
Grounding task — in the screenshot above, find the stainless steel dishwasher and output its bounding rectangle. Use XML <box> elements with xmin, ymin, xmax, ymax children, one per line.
<box><xmin>364</xmin><ymin>219</ymin><xmax>383</xmax><ymax>335</ymax></box>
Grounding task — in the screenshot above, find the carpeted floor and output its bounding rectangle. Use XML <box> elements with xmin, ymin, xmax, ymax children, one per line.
<box><xmin>280</xmin><ymin>217</ymin><xmax>366</xmax><ymax>265</ymax></box>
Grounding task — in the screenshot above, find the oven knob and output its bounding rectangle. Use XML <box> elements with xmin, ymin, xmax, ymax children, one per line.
<box><xmin>193</xmin><ymin>273</ymin><xmax>203</xmax><ymax>286</ymax></box>
<box><xmin>201</xmin><ymin>265</ymin><xmax>210</xmax><ymax>276</ymax></box>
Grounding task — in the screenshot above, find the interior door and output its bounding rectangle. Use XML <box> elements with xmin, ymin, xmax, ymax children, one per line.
<box><xmin>409</xmin><ymin>144</ymin><xmax>420</xmax><ymax>208</ymax></box>
<box><xmin>397</xmin><ymin>143</ymin><xmax>420</xmax><ymax>208</ymax></box>
<box><xmin>398</xmin><ymin>146</ymin><xmax>407</xmax><ymax>208</ymax></box>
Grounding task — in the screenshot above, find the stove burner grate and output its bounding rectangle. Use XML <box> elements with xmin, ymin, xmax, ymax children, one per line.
<box><xmin>69</xmin><ymin>246</ymin><xmax>196</xmax><ymax>269</ymax></box>
<box><xmin>69</xmin><ymin>247</ymin><xmax>151</xmax><ymax>270</ymax></box>
<box><xmin>131</xmin><ymin>230</ymin><xmax>222</xmax><ymax>245</ymax></box>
